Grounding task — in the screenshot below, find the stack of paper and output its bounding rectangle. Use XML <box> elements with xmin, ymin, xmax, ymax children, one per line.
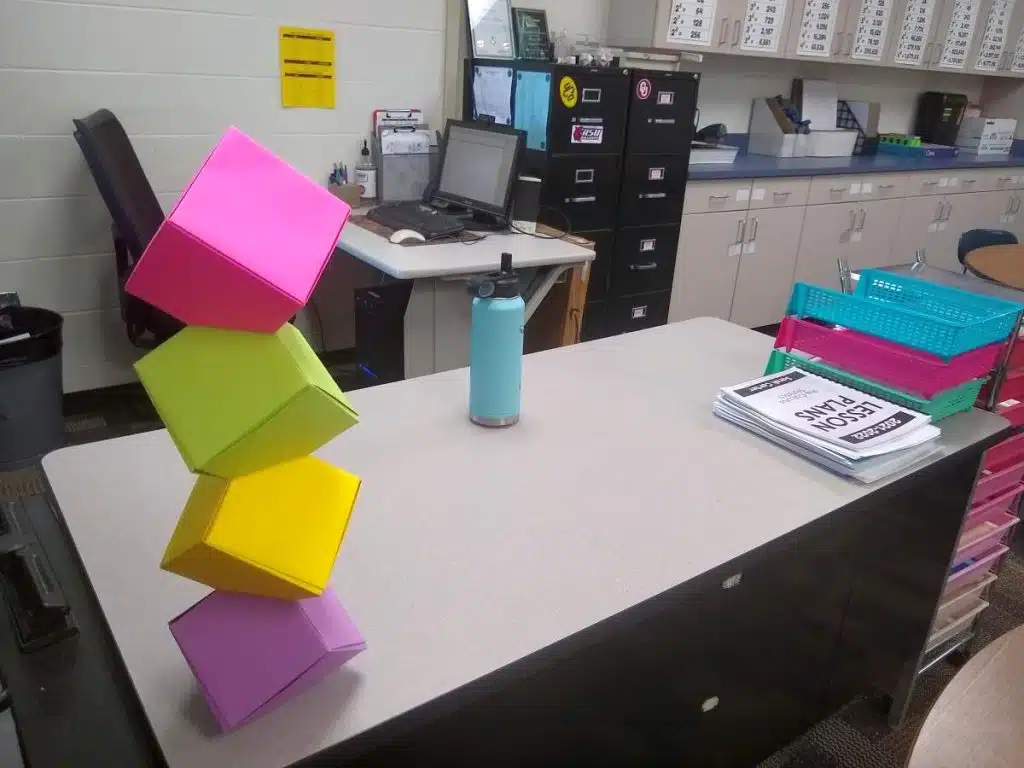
<box><xmin>714</xmin><ymin>368</ymin><xmax>942</xmax><ymax>483</ymax></box>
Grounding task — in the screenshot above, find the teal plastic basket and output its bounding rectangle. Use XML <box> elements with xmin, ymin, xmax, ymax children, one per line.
<box><xmin>765</xmin><ymin>350</ymin><xmax>985</xmax><ymax>422</ymax></box>
<box><xmin>786</xmin><ymin>270</ymin><xmax>1022</xmax><ymax>359</ymax></box>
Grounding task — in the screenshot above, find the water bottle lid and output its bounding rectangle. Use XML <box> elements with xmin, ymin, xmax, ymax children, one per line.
<box><xmin>469</xmin><ymin>253</ymin><xmax>520</xmax><ymax>299</ymax></box>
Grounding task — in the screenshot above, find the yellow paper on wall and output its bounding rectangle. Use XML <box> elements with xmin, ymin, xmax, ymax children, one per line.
<box><xmin>279</xmin><ymin>26</ymin><xmax>335</xmax><ymax>109</ymax></box>
<box><xmin>162</xmin><ymin>457</ymin><xmax>361</xmax><ymax>599</ymax></box>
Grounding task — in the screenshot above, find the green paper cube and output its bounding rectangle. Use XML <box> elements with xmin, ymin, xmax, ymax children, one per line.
<box><xmin>135</xmin><ymin>324</ymin><xmax>358</xmax><ymax>479</ymax></box>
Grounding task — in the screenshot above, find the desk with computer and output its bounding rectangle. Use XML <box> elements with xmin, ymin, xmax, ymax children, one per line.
<box><xmin>341</xmin><ymin>119</ymin><xmax>595</xmax><ymax>384</ymax></box>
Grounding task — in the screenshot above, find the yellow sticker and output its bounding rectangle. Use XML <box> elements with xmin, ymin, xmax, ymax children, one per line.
<box><xmin>559</xmin><ymin>76</ymin><xmax>578</xmax><ymax>108</ymax></box>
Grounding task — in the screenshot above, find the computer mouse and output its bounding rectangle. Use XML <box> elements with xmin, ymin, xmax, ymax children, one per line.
<box><xmin>389</xmin><ymin>229</ymin><xmax>427</xmax><ymax>245</ymax></box>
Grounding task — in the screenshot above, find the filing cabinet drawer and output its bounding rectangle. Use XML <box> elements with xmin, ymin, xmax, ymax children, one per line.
<box><xmin>748</xmin><ymin>177</ymin><xmax>811</xmax><ymax>209</ymax></box>
<box><xmin>548</xmin><ymin>67</ymin><xmax>630</xmax><ymax>156</ymax></box>
<box><xmin>904</xmin><ymin>171</ymin><xmax>995</xmax><ymax>196</ymax></box>
<box><xmin>683</xmin><ymin>180</ymin><xmax>753</xmax><ymax>214</ymax></box>
<box><xmin>619</xmin><ymin>154</ymin><xmax>688</xmax><ymax>226</ymax></box>
<box><xmin>626</xmin><ymin>71</ymin><xmax>699</xmax><ymax>155</ymax></box>
<box><xmin>610</xmin><ymin>225</ymin><xmax>680</xmax><ymax>296</ymax></box>
<box><xmin>542</xmin><ymin>155</ymin><xmax>621</xmax><ymax>232</ymax></box>
<box><xmin>993</xmin><ymin>171</ymin><xmax>1024</xmax><ymax>191</ymax></box>
<box><xmin>576</xmin><ymin>229</ymin><xmax>614</xmax><ymax>302</ymax></box>
<box><xmin>581</xmin><ymin>300</ymin><xmax>607</xmax><ymax>342</ymax></box>
<box><xmin>807</xmin><ymin>174</ymin><xmax>908</xmax><ymax>205</ymax></box>
<box><xmin>606</xmin><ymin>291</ymin><xmax>671</xmax><ymax>335</ymax></box>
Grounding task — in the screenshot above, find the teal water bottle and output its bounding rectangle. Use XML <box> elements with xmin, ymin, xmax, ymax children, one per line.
<box><xmin>468</xmin><ymin>253</ymin><xmax>525</xmax><ymax>427</ymax></box>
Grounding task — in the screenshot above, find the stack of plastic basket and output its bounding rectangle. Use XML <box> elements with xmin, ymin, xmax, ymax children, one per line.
<box><xmin>126</xmin><ymin>127</ymin><xmax>365</xmax><ymax>732</ymax></box>
<box><xmin>769</xmin><ymin>269</ymin><xmax>1023</xmax><ymax>422</ymax></box>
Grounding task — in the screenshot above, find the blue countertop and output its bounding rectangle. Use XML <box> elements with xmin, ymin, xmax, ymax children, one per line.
<box><xmin>688</xmin><ymin>150</ymin><xmax>1024</xmax><ymax>181</ymax></box>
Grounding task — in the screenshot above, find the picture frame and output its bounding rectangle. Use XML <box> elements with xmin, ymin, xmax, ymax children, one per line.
<box><xmin>466</xmin><ymin>0</ymin><xmax>516</xmax><ymax>60</ymax></box>
<box><xmin>512</xmin><ymin>8</ymin><xmax>551</xmax><ymax>61</ymax></box>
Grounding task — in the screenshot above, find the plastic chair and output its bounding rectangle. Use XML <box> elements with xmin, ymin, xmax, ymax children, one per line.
<box><xmin>72</xmin><ymin>109</ymin><xmax>184</xmax><ymax>349</ymax></box>
<box><xmin>958</xmin><ymin>229</ymin><xmax>1019</xmax><ymax>274</ymax></box>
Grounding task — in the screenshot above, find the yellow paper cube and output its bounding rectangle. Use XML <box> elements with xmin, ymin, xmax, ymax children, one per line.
<box><xmin>135</xmin><ymin>324</ymin><xmax>358</xmax><ymax>479</ymax></box>
<box><xmin>161</xmin><ymin>457</ymin><xmax>360</xmax><ymax>599</ymax></box>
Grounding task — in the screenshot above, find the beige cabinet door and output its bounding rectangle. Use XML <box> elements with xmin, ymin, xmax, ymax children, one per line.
<box><xmin>730</xmin><ymin>206</ymin><xmax>806</xmax><ymax>328</ymax></box>
<box><xmin>842</xmin><ymin>0</ymin><xmax>901</xmax><ymax>66</ymax></box>
<box><xmin>846</xmin><ymin>198</ymin><xmax>903</xmax><ymax>270</ymax></box>
<box><xmin>936</xmin><ymin>190</ymin><xmax>1018</xmax><ymax>271</ymax></box>
<box><xmin>883</xmin><ymin>0</ymin><xmax>945</xmax><ymax>69</ymax></box>
<box><xmin>793</xmin><ymin>202</ymin><xmax>859</xmax><ymax>289</ymax></box>
<box><xmin>669</xmin><ymin>211</ymin><xmax>746</xmax><ymax>323</ymax></box>
<box><xmin>889</xmin><ymin>194</ymin><xmax>948</xmax><ymax>266</ymax></box>
<box><xmin>1003</xmin><ymin>0</ymin><xmax>1024</xmax><ymax>75</ymax></box>
<box><xmin>731</xmin><ymin>0</ymin><xmax>796</xmax><ymax>57</ymax></box>
<box><xmin>970</xmin><ymin>0</ymin><xmax>1014</xmax><ymax>73</ymax></box>
<box><xmin>654</xmin><ymin>0</ymin><xmax>747</xmax><ymax>52</ymax></box>
<box><xmin>930</xmin><ymin>0</ymin><xmax>989</xmax><ymax>72</ymax></box>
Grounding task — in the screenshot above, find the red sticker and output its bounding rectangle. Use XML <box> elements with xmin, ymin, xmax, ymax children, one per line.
<box><xmin>637</xmin><ymin>78</ymin><xmax>652</xmax><ymax>100</ymax></box>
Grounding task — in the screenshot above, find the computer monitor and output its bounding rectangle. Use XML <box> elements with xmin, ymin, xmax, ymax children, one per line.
<box><xmin>434</xmin><ymin>120</ymin><xmax>524</xmax><ymax>221</ymax></box>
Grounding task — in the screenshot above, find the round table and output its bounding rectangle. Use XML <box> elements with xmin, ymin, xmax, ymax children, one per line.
<box><xmin>965</xmin><ymin>244</ymin><xmax>1024</xmax><ymax>290</ymax></box>
<box><xmin>906</xmin><ymin>625</ymin><xmax>1024</xmax><ymax>768</ymax></box>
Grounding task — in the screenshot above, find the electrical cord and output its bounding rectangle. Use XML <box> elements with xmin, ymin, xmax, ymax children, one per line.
<box><xmin>507</xmin><ymin>207</ymin><xmax>574</xmax><ymax>241</ymax></box>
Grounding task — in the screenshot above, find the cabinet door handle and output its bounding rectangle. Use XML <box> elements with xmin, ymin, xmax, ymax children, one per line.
<box><xmin>735</xmin><ymin>219</ymin><xmax>746</xmax><ymax>244</ymax></box>
<box><xmin>923</xmin><ymin>42</ymin><xmax>934</xmax><ymax>66</ymax></box>
<box><xmin>1014</xmin><ymin>196</ymin><xmax>1021</xmax><ymax>214</ymax></box>
<box><xmin>629</xmin><ymin>262</ymin><xmax>658</xmax><ymax>271</ymax></box>
<box><xmin>1000</xmin><ymin>50</ymin><xmax>1010</xmax><ymax>70</ymax></box>
<box><xmin>747</xmin><ymin>217</ymin><xmax>759</xmax><ymax>242</ymax></box>
<box><xmin>732</xmin><ymin>19</ymin><xmax>742</xmax><ymax>46</ymax></box>
<box><xmin>930</xmin><ymin>43</ymin><xmax>942</xmax><ymax>67</ymax></box>
<box><xmin>719</xmin><ymin>18</ymin><xmax>729</xmax><ymax>45</ymax></box>
<box><xmin>857</xmin><ymin>208</ymin><xmax>867</xmax><ymax>231</ymax></box>
<box><xmin>844</xmin><ymin>32</ymin><xmax>854</xmax><ymax>56</ymax></box>
<box><xmin>944</xmin><ymin>202</ymin><xmax>953</xmax><ymax>222</ymax></box>
<box><xmin>848</xmin><ymin>209</ymin><xmax>856</xmax><ymax>231</ymax></box>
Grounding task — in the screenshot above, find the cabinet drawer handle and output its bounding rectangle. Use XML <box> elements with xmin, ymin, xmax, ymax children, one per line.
<box><xmin>629</xmin><ymin>262</ymin><xmax>658</xmax><ymax>271</ymax></box>
<box><xmin>999</xmin><ymin>177</ymin><xmax>1014</xmax><ymax>183</ymax></box>
<box><xmin>722</xmin><ymin>573</ymin><xmax>743</xmax><ymax>590</ymax></box>
<box><xmin>719</xmin><ymin>18</ymin><xmax>729</xmax><ymax>45</ymax></box>
<box><xmin>830</xmin><ymin>186</ymin><xmax>846</xmax><ymax>194</ymax></box>
<box><xmin>732</xmin><ymin>19</ymin><xmax>741</xmax><ymax>46</ymax></box>
<box><xmin>702</xmin><ymin>697</ymin><xmax>721</xmax><ymax>713</ymax></box>
<box><xmin>962</xmin><ymin>178</ymin><xmax>977</xmax><ymax>185</ymax></box>
<box><xmin>923</xmin><ymin>180</ymin><xmax>939</xmax><ymax>186</ymax></box>
<box><xmin>878</xmin><ymin>184</ymin><xmax>895</xmax><ymax>190</ymax></box>
<box><xmin>772</xmin><ymin>191</ymin><xmax>791</xmax><ymax>199</ymax></box>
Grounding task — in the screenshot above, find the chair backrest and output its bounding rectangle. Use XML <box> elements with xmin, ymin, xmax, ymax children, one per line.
<box><xmin>958</xmin><ymin>228</ymin><xmax>1019</xmax><ymax>266</ymax></box>
<box><xmin>72</xmin><ymin>109</ymin><xmax>182</xmax><ymax>347</ymax></box>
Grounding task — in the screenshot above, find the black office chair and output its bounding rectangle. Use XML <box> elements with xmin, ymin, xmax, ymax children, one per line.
<box><xmin>958</xmin><ymin>228</ymin><xmax>1019</xmax><ymax>274</ymax></box>
<box><xmin>72</xmin><ymin>109</ymin><xmax>184</xmax><ymax>349</ymax></box>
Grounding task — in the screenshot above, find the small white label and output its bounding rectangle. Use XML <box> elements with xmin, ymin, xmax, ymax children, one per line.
<box><xmin>1015</xmin><ymin>176</ymin><xmax>1021</xmax><ymax>184</ymax></box>
<box><xmin>850</xmin><ymin>183</ymin><xmax>862</xmax><ymax>195</ymax></box>
<box><xmin>1001</xmin><ymin>399</ymin><xmax>1022</xmax><ymax>408</ymax></box>
<box><xmin>862</xmin><ymin>182</ymin><xmax>873</xmax><ymax>194</ymax></box>
<box><xmin>737</xmin><ymin>189</ymin><xmax>750</xmax><ymax>202</ymax></box>
<box><xmin>1001</xmin><ymin>214</ymin><xmax>1009</xmax><ymax>224</ymax></box>
<box><xmin>570</xmin><ymin>125</ymin><xmax>604</xmax><ymax>144</ymax></box>
<box><xmin>641</xmin><ymin>238</ymin><xmax>657</xmax><ymax>252</ymax></box>
<box><xmin>928</xmin><ymin>223</ymin><xmax>938</xmax><ymax>232</ymax></box>
<box><xmin>938</xmin><ymin>222</ymin><xmax>947</xmax><ymax>231</ymax></box>
<box><xmin>851</xmin><ymin>232</ymin><xmax>863</xmax><ymax>243</ymax></box>
<box><xmin>702</xmin><ymin>697</ymin><xmax>720</xmax><ymax>713</ymax></box>
<box><xmin>631</xmin><ymin>305</ymin><xmax>647</xmax><ymax>320</ymax></box>
<box><xmin>950</xmin><ymin>178</ymin><xmax>960</xmax><ymax>187</ymax></box>
<box><xmin>728</xmin><ymin>244</ymin><xmax>742</xmax><ymax>257</ymax></box>
<box><xmin>648</xmin><ymin>167</ymin><xmax>666</xmax><ymax>181</ymax></box>
<box><xmin>657</xmin><ymin>90</ymin><xmax>675</xmax><ymax>105</ymax></box>
<box><xmin>743</xmin><ymin>242</ymin><xmax>757</xmax><ymax>254</ymax></box>
<box><xmin>752</xmin><ymin>188</ymin><xmax>766</xmax><ymax>201</ymax></box>
<box><xmin>722</xmin><ymin>573</ymin><xmax>743</xmax><ymax>589</ymax></box>
<box><xmin>939</xmin><ymin>177</ymin><xmax>949</xmax><ymax>187</ymax></box>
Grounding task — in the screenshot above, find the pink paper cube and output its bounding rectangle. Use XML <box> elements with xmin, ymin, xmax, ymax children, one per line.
<box><xmin>126</xmin><ymin>127</ymin><xmax>351</xmax><ymax>333</ymax></box>
<box><xmin>169</xmin><ymin>588</ymin><xmax>365</xmax><ymax>732</ymax></box>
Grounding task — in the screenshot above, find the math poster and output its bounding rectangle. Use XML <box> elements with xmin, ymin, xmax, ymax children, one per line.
<box><xmin>279</xmin><ymin>27</ymin><xmax>335</xmax><ymax>109</ymax></box>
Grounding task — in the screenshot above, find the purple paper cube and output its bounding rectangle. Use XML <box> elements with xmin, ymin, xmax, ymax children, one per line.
<box><xmin>169</xmin><ymin>588</ymin><xmax>365</xmax><ymax>732</ymax></box>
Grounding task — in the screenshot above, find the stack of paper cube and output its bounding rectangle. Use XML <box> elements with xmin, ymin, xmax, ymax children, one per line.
<box><xmin>127</xmin><ymin>127</ymin><xmax>365</xmax><ymax>732</ymax></box>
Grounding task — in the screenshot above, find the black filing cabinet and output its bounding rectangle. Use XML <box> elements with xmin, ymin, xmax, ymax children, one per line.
<box><xmin>467</xmin><ymin>63</ymin><xmax>699</xmax><ymax>342</ymax></box>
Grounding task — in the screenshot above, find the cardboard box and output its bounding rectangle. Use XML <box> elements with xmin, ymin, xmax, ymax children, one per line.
<box><xmin>125</xmin><ymin>126</ymin><xmax>351</xmax><ymax>333</ymax></box>
<box><xmin>169</xmin><ymin>588</ymin><xmax>365</xmax><ymax>732</ymax></box>
<box><xmin>958</xmin><ymin>118</ymin><xmax>1017</xmax><ymax>155</ymax></box>
<box><xmin>135</xmin><ymin>324</ymin><xmax>358</xmax><ymax>479</ymax></box>
<box><xmin>162</xmin><ymin>456</ymin><xmax>360</xmax><ymax>598</ymax></box>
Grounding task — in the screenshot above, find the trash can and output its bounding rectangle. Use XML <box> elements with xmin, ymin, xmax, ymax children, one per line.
<box><xmin>0</xmin><ymin>306</ymin><xmax>64</xmax><ymax>468</ymax></box>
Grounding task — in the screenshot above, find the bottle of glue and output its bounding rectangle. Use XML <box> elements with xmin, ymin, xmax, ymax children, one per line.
<box><xmin>355</xmin><ymin>139</ymin><xmax>377</xmax><ymax>203</ymax></box>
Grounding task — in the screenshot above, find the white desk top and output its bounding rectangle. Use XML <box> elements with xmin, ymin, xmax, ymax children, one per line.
<box><xmin>336</xmin><ymin>220</ymin><xmax>594</xmax><ymax>280</ymax></box>
<box><xmin>43</xmin><ymin>318</ymin><xmax>1006</xmax><ymax>768</ymax></box>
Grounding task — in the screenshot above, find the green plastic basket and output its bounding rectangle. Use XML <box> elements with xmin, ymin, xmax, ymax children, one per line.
<box><xmin>764</xmin><ymin>350</ymin><xmax>985</xmax><ymax>422</ymax></box>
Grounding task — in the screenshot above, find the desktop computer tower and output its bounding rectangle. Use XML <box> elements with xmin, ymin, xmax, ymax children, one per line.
<box><xmin>354</xmin><ymin>281</ymin><xmax>413</xmax><ymax>385</ymax></box>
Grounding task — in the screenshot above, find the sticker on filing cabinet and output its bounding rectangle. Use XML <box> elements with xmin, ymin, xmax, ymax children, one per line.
<box><xmin>640</xmin><ymin>238</ymin><xmax>657</xmax><ymax>252</ymax></box>
<box><xmin>862</xmin><ymin>182</ymin><xmax>873</xmax><ymax>194</ymax></box>
<box><xmin>743</xmin><ymin>242</ymin><xmax>757</xmax><ymax>254</ymax></box>
<box><xmin>637</xmin><ymin>78</ymin><xmax>652</xmax><ymax>100</ymax></box>
<box><xmin>571</xmin><ymin>125</ymin><xmax>604</xmax><ymax>144</ymax></box>
<box><xmin>575</xmin><ymin>168</ymin><xmax>595</xmax><ymax>184</ymax></box>
<box><xmin>658</xmin><ymin>90</ymin><xmax>675</xmax><ymax>105</ymax></box>
<box><xmin>649</xmin><ymin>167</ymin><xmax>666</xmax><ymax>181</ymax></box>
<box><xmin>631</xmin><ymin>305</ymin><xmax>648</xmax><ymax>320</ymax></box>
<box><xmin>950</xmin><ymin>178</ymin><xmax>959</xmax><ymax>187</ymax></box>
<box><xmin>559</xmin><ymin>76</ymin><xmax>578</xmax><ymax>108</ymax></box>
<box><xmin>939</xmin><ymin>177</ymin><xmax>949</xmax><ymax>187</ymax></box>
<box><xmin>752</xmin><ymin>188</ymin><xmax>765</xmax><ymax>201</ymax></box>
<box><xmin>850</xmin><ymin>183</ymin><xmax>862</xmax><ymax>195</ymax></box>
<box><xmin>736</xmin><ymin>188</ymin><xmax>750</xmax><ymax>202</ymax></box>
<box><xmin>851</xmin><ymin>232</ymin><xmax>862</xmax><ymax>243</ymax></box>
<box><xmin>728</xmin><ymin>244</ymin><xmax>742</xmax><ymax>257</ymax></box>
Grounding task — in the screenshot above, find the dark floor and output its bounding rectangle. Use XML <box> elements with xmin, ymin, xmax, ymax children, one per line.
<box><xmin>20</xmin><ymin>358</ymin><xmax>1024</xmax><ymax>767</ymax></box>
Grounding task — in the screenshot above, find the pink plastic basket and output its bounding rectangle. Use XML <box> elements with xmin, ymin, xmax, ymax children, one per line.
<box><xmin>983</xmin><ymin>433</ymin><xmax>1024</xmax><ymax>472</ymax></box>
<box><xmin>947</xmin><ymin>544</ymin><xmax>1009</xmax><ymax>590</ymax></box>
<box><xmin>996</xmin><ymin>399</ymin><xmax>1024</xmax><ymax>427</ymax></box>
<box><xmin>774</xmin><ymin>317</ymin><xmax>1000</xmax><ymax>398</ymax></box>
<box><xmin>974</xmin><ymin>460</ymin><xmax>1024</xmax><ymax>504</ymax></box>
<box><xmin>955</xmin><ymin>507</ymin><xmax>1021</xmax><ymax>567</ymax></box>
